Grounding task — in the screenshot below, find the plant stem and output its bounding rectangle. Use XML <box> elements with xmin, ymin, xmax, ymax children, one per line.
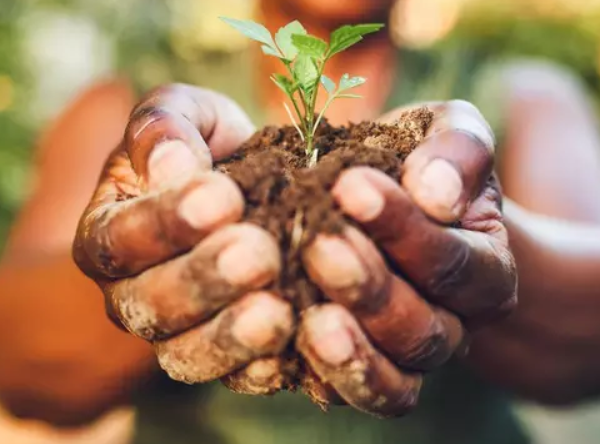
<box><xmin>305</xmin><ymin>134</ymin><xmax>314</xmax><ymax>158</ymax></box>
<box><xmin>283</xmin><ymin>61</ymin><xmax>309</xmax><ymax>134</ymax></box>
<box><xmin>304</xmin><ymin>59</ymin><xmax>326</xmax><ymax>161</ymax></box>
<box><xmin>288</xmin><ymin>94</ymin><xmax>306</xmax><ymax>134</ymax></box>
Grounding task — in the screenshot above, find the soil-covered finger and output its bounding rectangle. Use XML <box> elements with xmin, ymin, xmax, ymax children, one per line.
<box><xmin>333</xmin><ymin>168</ymin><xmax>516</xmax><ymax>319</ymax></box>
<box><xmin>303</xmin><ymin>228</ymin><xmax>464</xmax><ymax>370</ymax></box>
<box><xmin>107</xmin><ymin>223</ymin><xmax>281</xmax><ymax>340</ymax></box>
<box><xmin>126</xmin><ymin>108</ymin><xmax>213</xmax><ymax>189</ymax></box>
<box><xmin>127</xmin><ymin>86</ymin><xmax>255</xmax><ymax>181</ymax></box>
<box><xmin>75</xmin><ymin>172</ymin><xmax>244</xmax><ymax>279</ymax></box>
<box><xmin>402</xmin><ymin>100</ymin><xmax>495</xmax><ymax>223</ymax></box>
<box><xmin>297</xmin><ymin>304</ymin><xmax>422</xmax><ymax>418</ymax></box>
<box><xmin>155</xmin><ymin>292</ymin><xmax>294</xmax><ymax>384</ymax></box>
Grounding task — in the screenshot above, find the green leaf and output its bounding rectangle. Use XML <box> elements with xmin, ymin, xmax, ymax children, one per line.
<box><xmin>271</xmin><ymin>74</ymin><xmax>296</xmax><ymax>96</ymax></box>
<box><xmin>320</xmin><ymin>75</ymin><xmax>336</xmax><ymax>94</ymax></box>
<box><xmin>328</xmin><ymin>24</ymin><xmax>385</xmax><ymax>57</ymax></box>
<box><xmin>294</xmin><ymin>54</ymin><xmax>319</xmax><ymax>91</ymax></box>
<box><xmin>291</xmin><ymin>34</ymin><xmax>328</xmax><ymax>59</ymax></box>
<box><xmin>275</xmin><ymin>20</ymin><xmax>307</xmax><ymax>60</ymax></box>
<box><xmin>220</xmin><ymin>17</ymin><xmax>276</xmax><ymax>48</ymax></box>
<box><xmin>339</xmin><ymin>74</ymin><xmax>366</xmax><ymax>91</ymax></box>
<box><xmin>262</xmin><ymin>45</ymin><xmax>282</xmax><ymax>58</ymax></box>
<box><xmin>338</xmin><ymin>93</ymin><xmax>363</xmax><ymax>99</ymax></box>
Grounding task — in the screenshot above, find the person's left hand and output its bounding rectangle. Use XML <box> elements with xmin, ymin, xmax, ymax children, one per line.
<box><xmin>295</xmin><ymin>100</ymin><xmax>517</xmax><ymax>417</ymax></box>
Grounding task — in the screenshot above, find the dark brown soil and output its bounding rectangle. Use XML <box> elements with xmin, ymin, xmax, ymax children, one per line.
<box><xmin>215</xmin><ymin>107</ymin><xmax>434</xmax><ymax>402</ymax></box>
<box><xmin>216</xmin><ymin>107</ymin><xmax>434</xmax><ymax>310</ymax></box>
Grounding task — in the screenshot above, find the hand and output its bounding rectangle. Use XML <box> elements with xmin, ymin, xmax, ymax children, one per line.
<box><xmin>296</xmin><ymin>100</ymin><xmax>517</xmax><ymax>417</ymax></box>
<box><xmin>73</xmin><ymin>85</ymin><xmax>294</xmax><ymax>384</ymax></box>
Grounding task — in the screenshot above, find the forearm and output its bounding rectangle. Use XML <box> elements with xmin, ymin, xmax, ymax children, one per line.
<box><xmin>469</xmin><ymin>200</ymin><xmax>600</xmax><ymax>404</ymax></box>
<box><xmin>0</xmin><ymin>252</ymin><xmax>155</xmax><ymax>426</ymax></box>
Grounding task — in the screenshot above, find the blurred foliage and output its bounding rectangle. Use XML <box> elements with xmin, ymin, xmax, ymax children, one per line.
<box><xmin>0</xmin><ymin>0</ymin><xmax>600</xmax><ymax>243</ymax></box>
<box><xmin>447</xmin><ymin>2</ymin><xmax>600</xmax><ymax>106</ymax></box>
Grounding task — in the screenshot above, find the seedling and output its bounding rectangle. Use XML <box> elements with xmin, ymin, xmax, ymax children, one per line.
<box><xmin>221</xmin><ymin>17</ymin><xmax>384</xmax><ymax>166</ymax></box>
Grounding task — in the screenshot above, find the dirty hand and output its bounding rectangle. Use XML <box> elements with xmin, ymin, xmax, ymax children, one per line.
<box><xmin>298</xmin><ymin>100</ymin><xmax>517</xmax><ymax>417</ymax></box>
<box><xmin>73</xmin><ymin>85</ymin><xmax>294</xmax><ymax>383</ymax></box>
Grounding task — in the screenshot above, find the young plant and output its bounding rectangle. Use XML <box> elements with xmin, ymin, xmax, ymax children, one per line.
<box><xmin>220</xmin><ymin>17</ymin><xmax>384</xmax><ymax>166</ymax></box>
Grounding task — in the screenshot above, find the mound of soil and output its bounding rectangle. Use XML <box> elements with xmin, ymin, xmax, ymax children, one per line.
<box><xmin>215</xmin><ymin>106</ymin><xmax>434</xmax><ymax>402</ymax></box>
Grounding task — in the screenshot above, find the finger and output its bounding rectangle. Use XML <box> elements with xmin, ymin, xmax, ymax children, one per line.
<box><xmin>383</xmin><ymin>100</ymin><xmax>495</xmax><ymax>223</ymax></box>
<box><xmin>126</xmin><ymin>85</ymin><xmax>255</xmax><ymax>190</ymax></box>
<box><xmin>297</xmin><ymin>304</ymin><xmax>422</xmax><ymax>418</ymax></box>
<box><xmin>303</xmin><ymin>228</ymin><xmax>463</xmax><ymax>370</ymax></box>
<box><xmin>221</xmin><ymin>358</ymin><xmax>288</xmax><ymax>396</ymax></box>
<box><xmin>74</xmin><ymin>172</ymin><xmax>244</xmax><ymax>278</ymax></box>
<box><xmin>221</xmin><ymin>357</ymin><xmax>294</xmax><ymax>396</ymax></box>
<box><xmin>104</xmin><ymin>223</ymin><xmax>280</xmax><ymax>340</ymax></box>
<box><xmin>155</xmin><ymin>292</ymin><xmax>294</xmax><ymax>384</ymax></box>
<box><xmin>222</xmin><ymin>359</ymin><xmax>346</xmax><ymax>406</ymax></box>
<box><xmin>332</xmin><ymin>168</ymin><xmax>517</xmax><ymax>319</ymax></box>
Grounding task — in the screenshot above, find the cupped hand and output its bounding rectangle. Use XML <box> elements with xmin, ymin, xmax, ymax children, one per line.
<box><xmin>72</xmin><ymin>85</ymin><xmax>294</xmax><ymax>384</ymax></box>
<box><xmin>297</xmin><ymin>100</ymin><xmax>517</xmax><ymax>417</ymax></box>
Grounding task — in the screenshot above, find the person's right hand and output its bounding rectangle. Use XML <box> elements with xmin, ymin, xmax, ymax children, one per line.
<box><xmin>72</xmin><ymin>85</ymin><xmax>294</xmax><ymax>384</ymax></box>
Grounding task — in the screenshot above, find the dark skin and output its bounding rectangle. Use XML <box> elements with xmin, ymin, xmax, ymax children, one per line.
<box><xmin>2</xmin><ymin>0</ymin><xmax>600</xmax><ymax>426</ymax></box>
<box><xmin>72</xmin><ymin>88</ymin><xmax>508</xmax><ymax>416</ymax></box>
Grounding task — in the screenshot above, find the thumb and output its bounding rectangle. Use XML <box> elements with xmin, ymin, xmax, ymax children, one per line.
<box><xmin>124</xmin><ymin>86</ymin><xmax>256</xmax><ymax>192</ymax></box>
<box><xmin>400</xmin><ymin>100</ymin><xmax>496</xmax><ymax>223</ymax></box>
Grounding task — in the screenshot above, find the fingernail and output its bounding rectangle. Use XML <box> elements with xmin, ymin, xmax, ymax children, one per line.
<box><xmin>148</xmin><ymin>140</ymin><xmax>198</xmax><ymax>188</ymax></box>
<box><xmin>217</xmin><ymin>241</ymin><xmax>278</xmax><ymax>287</ymax></box>
<box><xmin>333</xmin><ymin>172</ymin><xmax>385</xmax><ymax>223</ymax></box>
<box><xmin>232</xmin><ymin>294</ymin><xmax>291</xmax><ymax>350</ymax></box>
<box><xmin>306</xmin><ymin>236</ymin><xmax>367</xmax><ymax>289</ymax></box>
<box><xmin>308</xmin><ymin>309</ymin><xmax>355</xmax><ymax>365</ymax></box>
<box><xmin>178</xmin><ymin>180</ymin><xmax>242</xmax><ymax>231</ymax></box>
<box><xmin>417</xmin><ymin>159</ymin><xmax>463</xmax><ymax>216</ymax></box>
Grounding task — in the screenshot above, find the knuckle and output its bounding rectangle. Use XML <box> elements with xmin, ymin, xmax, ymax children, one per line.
<box><xmin>426</xmin><ymin>237</ymin><xmax>471</xmax><ymax>299</ymax></box>
<box><xmin>400</xmin><ymin>321</ymin><xmax>452</xmax><ymax>370</ymax></box>
<box><xmin>129</xmin><ymin>90</ymin><xmax>172</xmax><ymax>126</ymax></box>
<box><xmin>126</xmin><ymin>105</ymin><xmax>173</xmax><ymax>143</ymax></box>
<box><xmin>490</xmin><ymin>242</ymin><xmax>518</xmax><ymax>307</ymax></box>
<box><xmin>442</xmin><ymin>100</ymin><xmax>496</xmax><ymax>155</ymax></box>
<box><xmin>83</xmin><ymin>206</ymin><xmax>125</xmax><ymax>278</ymax></box>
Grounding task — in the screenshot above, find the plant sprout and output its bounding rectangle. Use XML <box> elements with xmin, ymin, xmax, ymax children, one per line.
<box><xmin>220</xmin><ymin>17</ymin><xmax>384</xmax><ymax>166</ymax></box>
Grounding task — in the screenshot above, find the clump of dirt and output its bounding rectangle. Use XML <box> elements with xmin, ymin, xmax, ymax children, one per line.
<box><xmin>215</xmin><ymin>107</ymin><xmax>434</xmax><ymax>401</ymax></box>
